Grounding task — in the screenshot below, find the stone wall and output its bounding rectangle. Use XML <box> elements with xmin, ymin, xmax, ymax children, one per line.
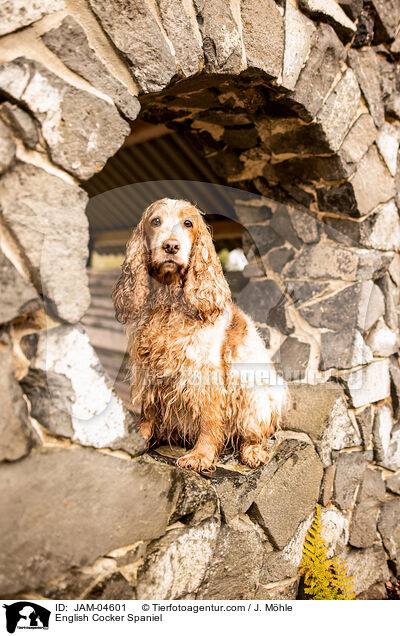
<box><xmin>1</xmin><ymin>0</ymin><xmax>400</xmax><ymax>600</ymax></box>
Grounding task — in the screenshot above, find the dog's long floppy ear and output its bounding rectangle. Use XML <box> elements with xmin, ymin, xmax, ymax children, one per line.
<box><xmin>183</xmin><ymin>216</ymin><xmax>231</xmax><ymax>322</ymax></box>
<box><xmin>112</xmin><ymin>219</ymin><xmax>150</xmax><ymax>323</ymax></box>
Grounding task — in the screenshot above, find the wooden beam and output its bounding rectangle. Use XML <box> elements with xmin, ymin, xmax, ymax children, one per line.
<box><xmin>123</xmin><ymin>120</ymin><xmax>172</xmax><ymax>147</ymax></box>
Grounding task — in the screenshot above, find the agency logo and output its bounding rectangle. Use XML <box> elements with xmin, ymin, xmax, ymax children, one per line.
<box><xmin>3</xmin><ymin>602</ymin><xmax>50</xmax><ymax>634</ymax></box>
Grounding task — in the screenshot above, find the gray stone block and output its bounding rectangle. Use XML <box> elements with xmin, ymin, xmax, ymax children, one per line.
<box><xmin>273</xmin><ymin>336</ymin><xmax>310</xmax><ymax>381</ymax></box>
<box><xmin>23</xmin><ymin>324</ymin><xmax>147</xmax><ymax>456</ymax></box>
<box><xmin>0</xmin><ymin>163</ymin><xmax>90</xmax><ymax>323</ymax></box>
<box><xmin>316</xmin><ymin>68</ymin><xmax>361</xmax><ymax>152</ymax></box>
<box><xmin>349</xmin><ymin>469</ymin><xmax>386</xmax><ymax>548</ymax></box>
<box><xmin>236</xmin><ymin>278</ymin><xmax>292</xmax><ymax>334</ymax></box>
<box><xmin>0</xmin><ymin>57</ymin><xmax>129</xmax><ymax>180</ymax></box>
<box><xmin>250</xmin><ymin>440</ymin><xmax>323</xmax><ymax>549</ymax></box>
<box><xmin>340</xmin><ymin>545</ymin><xmax>390</xmax><ymax>596</ymax></box>
<box><xmin>0</xmin><ymin>102</ymin><xmax>39</xmax><ymax>149</ymax></box>
<box><xmin>42</xmin><ymin>16</ymin><xmax>141</xmax><ymax>120</ymax></box>
<box><xmin>386</xmin><ymin>474</ymin><xmax>400</xmax><ymax>495</ymax></box>
<box><xmin>0</xmin><ymin>0</ymin><xmax>64</xmax><ymax>36</ymax></box>
<box><xmin>282</xmin><ymin>1</ymin><xmax>316</xmax><ymax>90</ymax></box>
<box><xmin>0</xmin><ymin>334</ymin><xmax>38</xmax><ymax>463</ymax></box>
<box><xmin>194</xmin><ymin>0</ymin><xmax>243</xmax><ymax>74</ymax></box>
<box><xmin>0</xmin><ymin>119</ymin><xmax>15</xmax><ymax>175</ymax></box>
<box><xmin>371</xmin><ymin>0</ymin><xmax>400</xmax><ymax>41</ymax></box>
<box><xmin>340</xmin><ymin>113</ymin><xmax>377</xmax><ymax>165</ymax></box>
<box><xmin>333</xmin><ymin>451</ymin><xmax>369</xmax><ymax>509</ymax></box>
<box><xmin>348</xmin><ymin>49</ymin><xmax>385</xmax><ymax>128</ymax></box>
<box><xmin>241</xmin><ymin>0</ymin><xmax>284</xmax><ymax>78</ymax></box>
<box><xmin>356</xmin><ymin>405</ymin><xmax>374</xmax><ymax>449</ymax></box>
<box><xmin>319</xmin><ymin>329</ymin><xmax>372</xmax><ymax>371</ymax></box>
<box><xmin>0</xmin><ymin>249</ymin><xmax>40</xmax><ymax>324</ymax></box>
<box><xmin>293</xmin><ymin>24</ymin><xmax>345</xmax><ymax>121</ymax></box>
<box><xmin>378</xmin><ymin>500</ymin><xmax>400</xmax><ymax>574</ymax></box>
<box><xmin>197</xmin><ymin>515</ymin><xmax>263</xmax><ymax>599</ymax></box>
<box><xmin>299</xmin><ymin>0</ymin><xmax>356</xmax><ymax>40</ymax></box>
<box><xmin>89</xmin><ymin>0</ymin><xmax>176</xmax><ymax>93</ymax></box>
<box><xmin>157</xmin><ymin>0</ymin><xmax>203</xmax><ymax>78</ymax></box>
<box><xmin>349</xmin><ymin>145</ymin><xmax>395</xmax><ymax>216</ymax></box>
<box><xmin>283</xmin><ymin>244</ymin><xmax>392</xmax><ymax>281</ymax></box>
<box><xmin>341</xmin><ymin>359</ymin><xmax>390</xmax><ymax>408</ymax></box>
<box><xmin>0</xmin><ymin>447</ymin><xmax>181</xmax><ymax>595</ymax></box>
<box><xmin>137</xmin><ymin>518</ymin><xmax>220</xmax><ymax>599</ymax></box>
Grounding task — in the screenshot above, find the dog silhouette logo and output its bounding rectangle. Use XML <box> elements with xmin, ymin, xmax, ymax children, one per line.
<box><xmin>3</xmin><ymin>602</ymin><xmax>50</xmax><ymax>633</ymax></box>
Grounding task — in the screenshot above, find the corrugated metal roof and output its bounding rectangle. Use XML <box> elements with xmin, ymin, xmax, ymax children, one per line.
<box><xmin>84</xmin><ymin>132</ymin><xmax>248</xmax><ymax>236</ymax></box>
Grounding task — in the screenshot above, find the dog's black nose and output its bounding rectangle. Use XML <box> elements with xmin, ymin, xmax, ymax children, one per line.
<box><xmin>162</xmin><ymin>239</ymin><xmax>180</xmax><ymax>254</ymax></box>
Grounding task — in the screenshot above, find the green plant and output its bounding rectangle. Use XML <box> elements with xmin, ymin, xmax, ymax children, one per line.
<box><xmin>299</xmin><ymin>504</ymin><xmax>355</xmax><ymax>600</ymax></box>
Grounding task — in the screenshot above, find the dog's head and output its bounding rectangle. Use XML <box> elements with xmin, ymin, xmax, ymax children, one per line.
<box><xmin>112</xmin><ymin>198</ymin><xmax>231</xmax><ymax>323</ymax></box>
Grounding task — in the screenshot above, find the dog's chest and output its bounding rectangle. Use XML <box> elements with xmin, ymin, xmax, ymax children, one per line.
<box><xmin>135</xmin><ymin>310</ymin><xmax>228</xmax><ymax>372</ymax></box>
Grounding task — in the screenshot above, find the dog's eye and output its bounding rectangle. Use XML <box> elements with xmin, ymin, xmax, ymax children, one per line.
<box><xmin>150</xmin><ymin>217</ymin><xmax>161</xmax><ymax>227</ymax></box>
<box><xmin>184</xmin><ymin>219</ymin><xmax>193</xmax><ymax>228</ymax></box>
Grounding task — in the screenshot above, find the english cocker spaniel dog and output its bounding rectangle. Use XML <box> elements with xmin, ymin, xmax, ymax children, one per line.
<box><xmin>112</xmin><ymin>198</ymin><xmax>287</xmax><ymax>472</ymax></box>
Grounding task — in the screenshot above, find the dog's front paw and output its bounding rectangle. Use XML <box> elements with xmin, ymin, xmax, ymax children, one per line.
<box><xmin>177</xmin><ymin>451</ymin><xmax>215</xmax><ymax>472</ymax></box>
<box><xmin>241</xmin><ymin>443</ymin><xmax>268</xmax><ymax>468</ymax></box>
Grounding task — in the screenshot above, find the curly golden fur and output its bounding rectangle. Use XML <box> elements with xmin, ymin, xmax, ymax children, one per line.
<box><xmin>113</xmin><ymin>198</ymin><xmax>287</xmax><ymax>472</ymax></box>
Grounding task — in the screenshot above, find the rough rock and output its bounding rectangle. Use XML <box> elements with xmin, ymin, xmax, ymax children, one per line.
<box><xmin>283</xmin><ymin>383</ymin><xmax>349</xmax><ymax>443</ymax></box>
<box><xmin>237</xmin><ymin>279</ymin><xmax>291</xmax><ymax>334</ymax></box>
<box><xmin>340</xmin><ymin>113</ymin><xmax>377</xmax><ymax>165</ymax></box>
<box><xmin>342</xmin><ymin>359</ymin><xmax>390</xmax><ymax>408</ymax></box>
<box><xmin>250</xmin><ymin>440</ymin><xmax>323</xmax><ymax>549</ymax></box>
<box><xmin>272</xmin><ymin>336</ymin><xmax>310</xmax><ymax>381</ymax></box>
<box><xmin>255</xmin><ymin>578</ymin><xmax>298</xmax><ymax>600</ymax></box>
<box><xmin>371</xmin><ymin>0</ymin><xmax>400</xmax><ymax>41</ymax></box>
<box><xmin>197</xmin><ymin>516</ymin><xmax>263</xmax><ymax>599</ymax></box>
<box><xmin>325</xmin><ymin>200</ymin><xmax>400</xmax><ymax>251</ymax></box>
<box><xmin>316</xmin><ymin>394</ymin><xmax>361</xmax><ymax>466</ymax></box>
<box><xmin>86</xmin><ymin>572</ymin><xmax>134</xmax><ymax>600</ymax></box>
<box><xmin>0</xmin><ymin>334</ymin><xmax>38</xmax><ymax>462</ymax></box>
<box><xmin>333</xmin><ymin>451</ymin><xmax>369</xmax><ymax>509</ymax></box>
<box><xmin>366</xmin><ymin>318</ymin><xmax>398</xmax><ymax>356</ymax></box>
<box><xmin>194</xmin><ymin>0</ymin><xmax>242</xmax><ymax>74</ymax></box>
<box><xmin>0</xmin><ymin>163</ymin><xmax>90</xmax><ymax>323</ymax></box>
<box><xmin>349</xmin><ymin>145</ymin><xmax>395</xmax><ymax>216</ymax></box>
<box><xmin>0</xmin><ymin>447</ymin><xmax>181</xmax><ymax>595</ymax></box>
<box><xmin>269</xmin><ymin>204</ymin><xmax>303</xmax><ymax>248</ymax></box>
<box><xmin>0</xmin><ymin>57</ymin><xmax>129</xmax><ymax>180</ymax></box>
<box><xmin>390</xmin><ymin>357</ymin><xmax>400</xmax><ymax>420</ymax></box>
<box><xmin>320</xmin><ymin>506</ymin><xmax>349</xmax><ymax>556</ymax></box>
<box><xmin>293</xmin><ymin>24</ymin><xmax>346</xmax><ymax>121</ymax></box>
<box><xmin>0</xmin><ymin>102</ymin><xmax>39</xmax><ymax>149</ymax></box>
<box><xmin>378</xmin><ymin>273</ymin><xmax>399</xmax><ymax>331</ymax></box>
<box><xmin>283</xmin><ymin>244</ymin><xmax>392</xmax><ymax>281</ymax></box>
<box><xmin>315</xmin><ymin>69</ymin><xmax>360</xmax><ymax>152</ymax></box>
<box><xmin>0</xmin><ymin>119</ymin><xmax>16</xmax><ymax>175</ymax></box>
<box><xmin>268</xmin><ymin>247</ymin><xmax>295</xmax><ymax>273</ymax></box>
<box><xmin>136</xmin><ymin>518</ymin><xmax>220</xmax><ymax>600</ymax></box>
<box><xmin>340</xmin><ymin>545</ymin><xmax>390</xmax><ymax>596</ymax></box>
<box><xmin>42</xmin><ymin>16</ymin><xmax>141</xmax><ymax>120</ymax></box>
<box><xmin>0</xmin><ymin>0</ymin><xmax>64</xmax><ymax>36</ymax></box>
<box><xmin>320</xmin><ymin>464</ymin><xmax>336</xmax><ymax>506</ymax></box>
<box><xmin>243</xmin><ymin>223</ymin><xmax>283</xmax><ymax>256</ymax></box>
<box><xmin>241</xmin><ymin>0</ymin><xmax>284</xmax><ymax>78</ymax></box>
<box><xmin>299</xmin><ymin>281</ymin><xmax>384</xmax><ymax>332</ymax></box>
<box><xmin>319</xmin><ymin>328</ymin><xmax>372</xmax><ymax>370</ymax></box>
<box><xmin>0</xmin><ymin>249</ymin><xmax>40</xmax><ymax>324</ymax></box>
<box><xmin>24</xmin><ymin>325</ymin><xmax>147</xmax><ymax>456</ymax></box>
<box><xmin>89</xmin><ymin>0</ymin><xmax>176</xmax><ymax>93</ymax></box>
<box><xmin>349</xmin><ymin>469</ymin><xmax>386</xmax><ymax>548</ymax></box>
<box><xmin>299</xmin><ymin>0</ymin><xmax>356</xmax><ymax>40</ymax></box>
<box><xmin>285</xmin><ymin>280</ymin><xmax>328</xmax><ymax>306</ymax></box>
<box><xmin>260</xmin><ymin>516</ymin><xmax>313</xmax><ymax>583</ymax></box>
<box><xmin>348</xmin><ymin>49</ymin><xmax>385</xmax><ymax>128</ymax></box>
<box><xmin>373</xmin><ymin>403</ymin><xmax>393</xmax><ymax>466</ymax></box>
<box><xmin>234</xmin><ymin>199</ymin><xmax>273</xmax><ymax>225</ymax></box>
<box><xmin>356</xmin><ymin>405</ymin><xmax>374</xmax><ymax>449</ymax></box>
<box><xmin>386</xmin><ymin>474</ymin><xmax>400</xmax><ymax>495</ymax></box>
<box><xmin>376</xmin><ymin>123</ymin><xmax>399</xmax><ymax>177</ymax></box>
<box><xmin>287</xmin><ymin>206</ymin><xmax>321</xmax><ymax>244</ymax></box>
<box><xmin>338</xmin><ymin>0</ymin><xmax>363</xmax><ymax>20</ymax></box>
<box><xmin>282</xmin><ymin>1</ymin><xmax>316</xmax><ymax>90</ymax></box>
<box><xmin>156</xmin><ymin>0</ymin><xmax>203</xmax><ymax>78</ymax></box>
<box><xmin>171</xmin><ymin>467</ymin><xmax>218</xmax><ymax>523</ymax></box>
